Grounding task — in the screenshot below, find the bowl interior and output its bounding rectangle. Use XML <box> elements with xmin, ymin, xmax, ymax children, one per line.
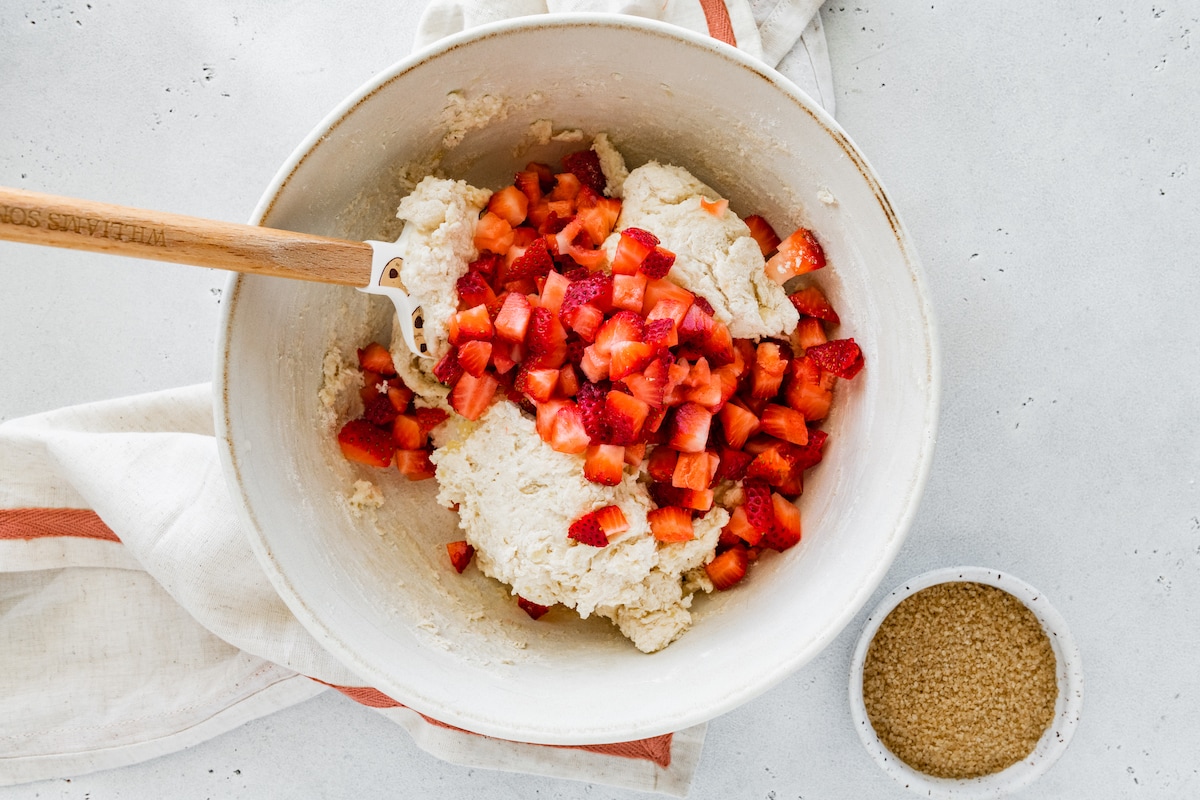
<box><xmin>217</xmin><ymin>15</ymin><xmax>938</xmax><ymax>744</ymax></box>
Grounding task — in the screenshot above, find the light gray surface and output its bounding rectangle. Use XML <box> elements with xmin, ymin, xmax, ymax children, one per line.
<box><xmin>2</xmin><ymin>1</ymin><xmax>1198</xmax><ymax>798</ymax></box>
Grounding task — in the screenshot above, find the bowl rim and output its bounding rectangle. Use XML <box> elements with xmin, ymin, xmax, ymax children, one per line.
<box><xmin>214</xmin><ymin>12</ymin><xmax>943</xmax><ymax>744</ymax></box>
<box><xmin>847</xmin><ymin>566</ymin><xmax>1084</xmax><ymax>797</ymax></box>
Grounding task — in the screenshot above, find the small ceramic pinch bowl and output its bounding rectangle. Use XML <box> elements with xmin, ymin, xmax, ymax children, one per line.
<box><xmin>216</xmin><ymin>14</ymin><xmax>939</xmax><ymax>745</ymax></box>
<box><xmin>849</xmin><ymin>566</ymin><xmax>1084</xmax><ymax>797</ymax></box>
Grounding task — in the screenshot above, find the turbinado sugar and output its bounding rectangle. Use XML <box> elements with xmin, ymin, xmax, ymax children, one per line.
<box><xmin>862</xmin><ymin>581</ymin><xmax>1058</xmax><ymax>779</ymax></box>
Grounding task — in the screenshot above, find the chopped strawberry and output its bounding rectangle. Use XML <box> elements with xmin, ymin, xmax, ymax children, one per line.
<box><xmin>783</xmin><ymin>356</ymin><xmax>833</xmax><ymax>420</ymax></box>
<box><xmin>392</xmin><ymin>414</ymin><xmax>424</xmax><ymax>450</ymax></box>
<box><xmin>643</xmin><ymin>318</ymin><xmax>678</xmax><ymax>351</ymax></box>
<box><xmin>549</xmin><ymin>171</ymin><xmax>582</xmax><ymax>204</ymax></box>
<box><xmin>646</xmin><ymin>445</ymin><xmax>678</xmax><ymax>483</ymax></box>
<box><xmin>506</xmin><ymin>236</ymin><xmax>554</xmax><ymax>283</ymax></box>
<box><xmin>493</xmin><ymin>291</ymin><xmax>533</xmax><ymax>342</ymax></box>
<box><xmin>525</xmin><ymin>307</ymin><xmax>568</xmax><ymax>369</ymax></box>
<box><xmin>584</xmin><ymin>444</ymin><xmax>625</xmax><ymax>485</ymax></box>
<box><xmin>746</xmin><ymin>445</ymin><xmax>794</xmax><ymax>486</ymax></box>
<box><xmin>672</xmin><ymin>450</ymin><xmax>717</xmax><ymax>491</ymax></box>
<box><xmin>558</xmin><ymin>364</ymin><xmax>581</xmax><ymax>397</ymax></box>
<box><xmin>641</xmin><ymin>279</ymin><xmax>694</xmax><ymax>318</ymax></box>
<box><xmin>699</xmin><ymin>197</ymin><xmax>729</xmax><ymax>216</ymax></box>
<box><xmin>576</xmin><ymin>191</ymin><xmax>622</xmax><ymax>244</ymax></box>
<box><xmin>455</xmin><ymin>340</ymin><xmax>493</xmax><ymax>378</ymax></box>
<box><xmin>514</xmin><ymin>169</ymin><xmax>543</xmax><ymax>204</ymax></box>
<box><xmin>563</xmin><ymin>303</ymin><xmax>605</xmax><ymax>341</ymax></box>
<box><xmin>575</xmin><ymin>381</ymin><xmax>611</xmax><ymax>442</ymax></box>
<box><xmin>432</xmin><ymin>350</ymin><xmax>463</xmax><ymax>386</ymax></box>
<box><xmin>569</xmin><ymin>505</ymin><xmax>625</xmax><ymax>547</ymax></box>
<box><xmin>678</xmin><ymin>487</ymin><xmax>715</xmax><ymax>511</ymax></box>
<box><xmin>623</xmin><ymin>370</ymin><xmax>666</xmax><ymax>408</ymax></box>
<box><xmin>790</xmin><ymin>428</ymin><xmax>828</xmax><ymax>472</ymax></box>
<box><xmin>751</xmin><ymin>341</ymin><xmax>789</xmax><ymax>399</ymax></box>
<box><xmin>741</xmin><ymin>480</ymin><xmax>774</xmax><ymax>534</ymax></box>
<box><xmin>559</xmin><ymin>272</ymin><xmax>613</xmax><ymax>319</ymax></box>
<box><xmin>454</xmin><ymin>304</ymin><xmax>494</xmax><ymax>342</ymax></box>
<box><xmin>448</xmin><ymin>371</ymin><xmax>498</xmax><ymax>421</ymax></box>
<box><xmin>446</xmin><ymin>540</ymin><xmax>475</xmax><ymax>573</ymax></box>
<box><xmin>467</xmin><ymin>252</ymin><xmax>503</xmax><ymax>283</ymax></box>
<box><xmin>548</xmin><ymin>402</ymin><xmax>591</xmax><ymax>454</ymax></box>
<box><xmin>456</xmin><ymin>271</ymin><xmax>495</xmax><ymax>311</ymax></box>
<box><xmin>805</xmin><ymin>338</ymin><xmax>864</xmax><ymax>379</ymax></box>
<box><xmin>624</xmin><ymin>442</ymin><xmax>647</xmax><ymax>467</ymax></box>
<box><xmin>395</xmin><ymin>449</ymin><xmax>436</xmax><ymax>480</ymax></box>
<box><xmin>539</xmin><ymin>271</ymin><xmax>571</xmax><ymax>315</ymax></box>
<box><xmin>337</xmin><ymin>419</ymin><xmax>393</xmax><ymax>468</ymax></box>
<box><xmin>474</xmin><ymin>211</ymin><xmax>515</xmax><ymax>254</ymax></box>
<box><xmin>765</xmin><ymin>226</ymin><xmax>826</xmax><ymax>284</ymax></box>
<box><xmin>487</xmin><ymin>184</ymin><xmax>529</xmax><ymax>226</ymax></box>
<box><xmin>744</xmin><ymin>215</ymin><xmax>782</xmax><ymax>257</ymax></box>
<box><xmin>363</xmin><ymin>394</ymin><xmax>400</xmax><ymax>427</ymax></box>
<box><xmin>562</xmin><ymin>149</ymin><xmax>607</xmax><ymax>194</ymax></box>
<box><xmin>357</xmin><ymin>342</ymin><xmax>396</xmax><ymax>376</ymax></box>
<box><xmin>611</xmin><ymin>227</ymin><xmax>660</xmax><ymax>275</ymax></box>
<box><xmin>413</xmin><ymin>406</ymin><xmax>449</xmax><ymax>435</ymax></box>
<box><xmin>608</xmin><ymin>341</ymin><xmax>655</xmax><ymax>381</ymax></box>
<box><xmin>791</xmin><ymin>317</ymin><xmax>828</xmax><ymax>353</ymax></box>
<box><xmin>763</xmin><ymin>492</ymin><xmax>802</xmax><ymax>551</ymax></box>
<box><xmin>605</xmin><ymin>390</ymin><xmax>650</xmax><ymax>445</ymax></box>
<box><xmin>723</xmin><ymin>505</ymin><xmax>762</xmax><ymax>546</ymax></box>
<box><xmin>706</xmin><ymin>547</ymin><xmax>749</xmax><ymax>590</ymax></box>
<box><xmin>517</xmin><ymin>596</ymin><xmax>551</xmax><ymax>620</ymax></box>
<box><xmin>593</xmin><ymin>504</ymin><xmax>630</xmax><ymax>537</ymax></box>
<box><xmin>760</xmin><ymin>404</ymin><xmax>809</xmax><ymax>445</ymax></box>
<box><xmin>594</xmin><ymin>311</ymin><xmax>645</xmax><ymax>360</ymax></box>
<box><xmin>788</xmin><ymin>285</ymin><xmax>840</xmax><ymax>324</ymax></box>
<box><xmin>718</xmin><ymin>402</ymin><xmax>760</xmax><ymax>449</ymax></box>
<box><xmin>611</xmin><ymin>272</ymin><xmax>648</xmax><ymax>312</ymax></box>
<box><xmin>638</xmin><ymin>246</ymin><xmax>676</xmax><ymax>279</ymax></box>
<box><xmin>648</xmin><ymin>506</ymin><xmax>695</xmax><ymax>543</ymax></box>
<box><xmin>491</xmin><ymin>339</ymin><xmax>520</xmax><ymax>374</ymax></box>
<box><xmin>712</xmin><ymin>446</ymin><xmax>754</xmax><ymax>483</ymax></box>
<box><xmin>515</xmin><ymin>365</ymin><xmax>560</xmax><ymax>403</ymax></box>
<box><xmin>668</xmin><ymin>403</ymin><xmax>713</xmax><ymax>452</ymax></box>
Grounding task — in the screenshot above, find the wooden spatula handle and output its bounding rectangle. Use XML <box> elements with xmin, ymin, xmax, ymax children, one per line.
<box><xmin>0</xmin><ymin>186</ymin><xmax>373</xmax><ymax>286</ymax></box>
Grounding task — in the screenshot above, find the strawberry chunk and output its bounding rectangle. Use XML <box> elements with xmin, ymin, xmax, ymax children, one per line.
<box><xmin>765</xmin><ymin>226</ymin><xmax>826</xmax><ymax>284</ymax></box>
<box><xmin>638</xmin><ymin>246</ymin><xmax>676</xmax><ymax>279</ymax></box>
<box><xmin>712</xmin><ymin>446</ymin><xmax>754</xmax><ymax>483</ymax></box>
<box><xmin>718</xmin><ymin>403</ymin><xmax>760</xmax><ymax>449</ymax></box>
<box><xmin>699</xmin><ymin>197</ymin><xmax>729</xmax><ymax>217</ymax></box>
<box><xmin>456</xmin><ymin>271</ymin><xmax>497</xmax><ymax>310</ymax></box>
<box><xmin>454</xmin><ymin>304</ymin><xmax>494</xmax><ymax>342</ymax></box>
<box><xmin>515</xmin><ymin>365</ymin><xmax>561</xmax><ymax>403</ymax></box>
<box><xmin>357</xmin><ymin>342</ymin><xmax>396</xmax><ymax>376</ymax></box>
<box><xmin>741</xmin><ymin>480</ymin><xmax>774</xmax><ymax>534</ymax></box>
<box><xmin>672</xmin><ymin>450</ymin><xmax>717</xmax><ymax>491</ymax></box>
<box><xmin>788</xmin><ymin>285</ymin><xmax>840</xmax><ymax>324</ymax></box>
<box><xmin>744</xmin><ymin>214</ymin><xmax>782</xmax><ymax>257</ymax></box>
<box><xmin>362</xmin><ymin>394</ymin><xmax>400</xmax><ymax>427</ymax></box>
<box><xmin>608</xmin><ymin>341</ymin><xmax>655</xmax><ymax>381</ymax></box>
<box><xmin>414</xmin><ymin>406</ymin><xmax>449</xmax><ymax>435</ymax></box>
<box><xmin>611</xmin><ymin>227</ymin><xmax>660</xmax><ymax>275</ymax></box>
<box><xmin>648</xmin><ymin>506</ymin><xmax>695</xmax><ymax>543</ymax></box>
<box><xmin>805</xmin><ymin>338</ymin><xmax>864</xmax><ymax>379</ymax></box>
<box><xmin>760</xmin><ymin>404</ymin><xmax>809</xmax><ymax>445</ymax></box>
<box><xmin>646</xmin><ymin>445</ymin><xmax>679</xmax><ymax>483</ymax></box>
<box><xmin>517</xmin><ymin>596</ymin><xmax>551</xmax><ymax>620</ymax></box>
<box><xmin>763</xmin><ymin>492</ymin><xmax>802</xmax><ymax>551</ymax></box>
<box><xmin>593</xmin><ymin>504</ymin><xmax>631</xmax><ymax>537</ymax></box>
<box><xmin>563</xmin><ymin>149</ymin><xmax>607</xmax><ymax>195</ymax></box>
<box><xmin>641</xmin><ymin>279</ymin><xmax>694</xmax><ymax>319</ymax></box>
<box><xmin>605</xmin><ymin>390</ymin><xmax>650</xmax><ymax>445</ymax></box>
<box><xmin>751</xmin><ymin>341</ymin><xmax>789</xmax><ymax>399</ymax></box>
<box><xmin>539</xmin><ymin>270</ymin><xmax>571</xmax><ymax>315</ymax></box>
<box><xmin>337</xmin><ymin>419</ymin><xmax>393</xmax><ymax>468</ymax></box>
<box><xmin>706</xmin><ymin>547</ymin><xmax>749</xmax><ymax>590</ymax></box>
<box><xmin>584</xmin><ymin>444</ymin><xmax>625</xmax><ymax>485</ymax></box>
<box><xmin>594</xmin><ymin>311</ymin><xmax>645</xmax><ymax>360</ymax></box>
<box><xmin>559</xmin><ymin>272</ymin><xmax>613</xmax><ymax>319</ymax></box>
<box><xmin>506</xmin><ymin>236</ymin><xmax>554</xmax><ymax>283</ymax></box>
<box><xmin>575</xmin><ymin>381</ymin><xmax>611</xmax><ymax>442</ymax></box>
<box><xmin>474</xmin><ymin>211</ymin><xmax>515</xmax><ymax>254</ymax></box>
<box><xmin>487</xmin><ymin>185</ymin><xmax>529</xmax><ymax>226</ymax></box>
<box><xmin>568</xmin><ymin>505</ymin><xmax>625</xmax><ymax>547</ymax></box>
<box><xmin>611</xmin><ymin>273</ymin><xmax>648</xmax><ymax>313</ymax></box>
<box><xmin>668</xmin><ymin>403</ymin><xmax>712</xmax><ymax>453</ymax></box>
<box><xmin>493</xmin><ymin>292</ymin><xmax>533</xmax><ymax>342</ymax></box>
<box><xmin>395</xmin><ymin>449</ymin><xmax>436</xmax><ymax>480</ymax></box>
<box><xmin>724</xmin><ymin>505</ymin><xmax>762</xmax><ymax>546</ymax></box>
<box><xmin>563</xmin><ymin>303</ymin><xmax>605</xmax><ymax>341</ymax></box>
<box><xmin>548</xmin><ymin>402</ymin><xmax>591</xmax><ymax>454</ymax></box>
<box><xmin>392</xmin><ymin>414</ymin><xmax>424</xmax><ymax>450</ymax></box>
<box><xmin>783</xmin><ymin>356</ymin><xmax>833</xmax><ymax>421</ymax></box>
<box><xmin>446</xmin><ymin>540</ymin><xmax>475</xmax><ymax>573</ymax></box>
<box><xmin>448</xmin><ymin>371</ymin><xmax>498</xmax><ymax>421</ymax></box>
<box><xmin>455</xmin><ymin>340</ymin><xmax>493</xmax><ymax>378</ymax></box>
<box><xmin>791</xmin><ymin>317</ymin><xmax>828</xmax><ymax>353</ymax></box>
<box><xmin>525</xmin><ymin>307</ymin><xmax>568</xmax><ymax>369</ymax></box>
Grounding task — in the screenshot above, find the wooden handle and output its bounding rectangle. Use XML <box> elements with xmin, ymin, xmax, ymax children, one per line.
<box><xmin>0</xmin><ymin>186</ymin><xmax>373</xmax><ymax>286</ymax></box>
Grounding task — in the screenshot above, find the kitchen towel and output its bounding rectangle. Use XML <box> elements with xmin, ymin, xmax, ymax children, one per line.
<box><xmin>0</xmin><ymin>1</ymin><xmax>832</xmax><ymax>795</ymax></box>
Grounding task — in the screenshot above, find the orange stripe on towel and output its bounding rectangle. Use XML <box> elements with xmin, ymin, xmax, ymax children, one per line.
<box><xmin>0</xmin><ymin>507</ymin><xmax>121</xmax><ymax>542</ymax></box>
<box><xmin>320</xmin><ymin>681</ymin><xmax>673</xmax><ymax>767</ymax></box>
<box><xmin>699</xmin><ymin>0</ymin><xmax>737</xmax><ymax>47</ymax></box>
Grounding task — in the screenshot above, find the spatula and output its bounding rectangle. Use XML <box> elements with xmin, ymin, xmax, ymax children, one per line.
<box><xmin>0</xmin><ymin>186</ymin><xmax>432</xmax><ymax>358</ymax></box>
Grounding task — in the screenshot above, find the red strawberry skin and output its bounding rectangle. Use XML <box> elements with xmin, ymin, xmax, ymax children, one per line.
<box><xmin>568</xmin><ymin>512</ymin><xmax>610</xmax><ymax>547</ymax></box>
<box><xmin>337</xmin><ymin>419</ymin><xmax>393</xmax><ymax>468</ymax></box>
<box><xmin>805</xmin><ymin>338</ymin><xmax>864</xmax><ymax>379</ymax></box>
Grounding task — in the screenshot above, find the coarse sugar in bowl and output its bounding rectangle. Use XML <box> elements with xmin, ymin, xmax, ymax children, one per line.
<box><xmin>848</xmin><ymin>566</ymin><xmax>1083</xmax><ymax>798</ymax></box>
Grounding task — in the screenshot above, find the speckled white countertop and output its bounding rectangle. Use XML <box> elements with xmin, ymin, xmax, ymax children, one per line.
<box><xmin>2</xmin><ymin>1</ymin><xmax>1198</xmax><ymax>797</ymax></box>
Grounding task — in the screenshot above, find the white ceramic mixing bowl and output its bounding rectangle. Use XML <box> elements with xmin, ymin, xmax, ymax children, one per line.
<box><xmin>215</xmin><ymin>14</ymin><xmax>939</xmax><ymax>745</ymax></box>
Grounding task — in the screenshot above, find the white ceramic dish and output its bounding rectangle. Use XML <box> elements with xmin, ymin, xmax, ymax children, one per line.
<box><xmin>848</xmin><ymin>567</ymin><xmax>1084</xmax><ymax>797</ymax></box>
<box><xmin>215</xmin><ymin>14</ymin><xmax>939</xmax><ymax>745</ymax></box>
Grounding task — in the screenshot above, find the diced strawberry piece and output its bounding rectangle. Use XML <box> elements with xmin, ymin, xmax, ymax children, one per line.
<box><xmin>359</xmin><ymin>370</ymin><xmax>383</xmax><ymax>404</ymax></box>
<box><xmin>363</xmin><ymin>394</ymin><xmax>400</xmax><ymax>427</ymax></box>
<box><xmin>711</xmin><ymin>364</ymin><xmax>740</xmax><ymax>407</ymax></box>
<box><xmin>506</xmin><ymin>237</ymin><xmax>555</xmax><ymax>283</ymax></box>
<box><xmin>455</xmin><ymin>340</ymin><xmax>493</xmax><ymax>378</ymax></box>
<box><xmin>744</xmin><ymin>214</ymin><xmax>782</xmax><ymax>257</ymax></box>
<box><xmin>468</xmin><ymin>252</ymin><xmax>503</xmax><ymax>283</ymax></box>
<box><xmin>641</xmin><ymin>279</ymin><xmax>694</xmax><ymax>318</ymax></box>
<box><xmin>672</xmin><ymin>450</ymin><xmax>716</xmax><ymax>491</ymax></box>
<box><xmin>448</xmin><ymin>371</ymin><xmax>498</xmax><ymax>421</ymax></box>
<box><xmin>718</xmin><ymin>403</ymin><xmax>760</xmax><ymax>449</ymax></box>
<box><xmin>623</xmin><ymin>370</ymin><xmax>665</xmax><ymax>408</ymax></box>
<box><xmin>549</xmin><ymin>171</ymin><xmax>582</xmax><ymax>204</ymax></box>
<box><xmin>515</xmin><ymin>169</ymin><xmax>543</xmax><ymax>205</ymax></box>
<box><xmin>395</xmin><ymin>449</ymin><xmax>436</xmax><ymax>480</ymax></box>
<box><xmin>806</xmin><ymin>338</ymin><xmax>864</xmax><ymax>379</ymax></box>
<box><xmin>746</xmin><ymin>445</ymin><xmax>793</xmax><ymax>486</ymax></box>
<box><xmin>579</xmin><ymin>346</ymin><xmax>609</xmax><ymax>384</ymax></box>
<box><xmin>668</xmin><ymin>403</ymin><xmax>713</xmax><ymax>452</ymax></box>
<box><xmin>608</xmin><ymin>341</ymin><xmax>655</xmax><ymax>381</ymax></box>
<box><xmin>548</xmin><ymin>402</ymin><xmax>591</xmax><ymax>454</ymax></box>
<box><xmin>576</xmin><ymin>382</ymin><xmax>611</xmax><ymax>442</ymax></box>
<box><xmin>456</xmin><ymin>270</ymin><xmax>496</xmax><ymax>311</ymax></box>
<box><xmin>455</xmin><ymin>304</ymin><xmax>494</xmax><ymax>342</ymax></box>
<box><xmin>387</xmin><ymin>385</ymin><xmax>414</xmax><ymax>414</ymax></box>
<box><xmin>517</xmin><ymin>596</ymin><xmax>551</xmax><ymax>619</ymax></box>
<box><xmin>558</xmin><ymin>364</ymin><xmax>580</xmax><ymax>397</ymax></box>
<box><xmin>568</xmin><ymin>509</ymin><xmax>610</xmax><ymax>547</ymax></box>
<box><xmin>700</xmin><ymin>320</ymin><xmax>735</xmax><ymax>366</ymax></box>
<box><xmin>432</xmin><ymin>350</ymin><xmax>463</xmax><ymax>386</ymax></box>
<box><xmin>760</xmin><ymin>404</ymin><xmax>809</xmax><ymax>445</ymax></box>
<box><xmin>751</xmin><ymin>342</ymin><xmax>789</xmax><ymax>399</ymax></box>
<box><xmin>562</xmin><ymin>303</ymin><xmax>605</xmax><ymax>341</ymax></box>
<box><xmin>515</xmin><ymin>365</ymin><xmax>561</xmax><ymax>403</ymax></box>
<box><xmin>474</xmin><ymin>211</ymin><xmax>515</xmax><ymax>254</ymax></box>
<box><xmin>681</xmin><ymin>357</ymin><xmax>711</xmax><ymax>389</ymax></box>
<box><xmin>337</xmin><ymin>419</ymin><xmax>394</xmax><ymax>468</ymax></box>
<box><xmin>446</xmin><ymin>540</ymin><xmax>475</xmax><ymax>573</ymax></box>
<box><xmin>638</xmin><ymin>246</ymin><xmax>676</xmax><ymax>279</ymax></box>
<box><xmin>539</xmin><ymin>271</ymin><xmax>571</xmax><ymax>315</ymax></box>
<box><xmin>487</xmin><ymin>185</ymin><xmax>529</xmax><ymax>226</ymax></box>
<box><xmin>525</xmin><ymin>307</ymin><xmax>568</xmax><ymax>369</ymax></box>
<box><xmin>646</xmin><ymin>298</ymin><xmax>691</xmax><ymax>330</ymax></box>
<box><xmin>788</xmin><ymin>285</ymin><xmax>840</xmax><ymax>324</ymax></box>
<box><xmin>678</xmin><ymin>302</ymin><xmax>715</xmax><ymax>346</ymax></box>
<box><xmin>593</xmin><ymin>504</ymin><xmax>630</xmax><ymax>537</ymax></box>
<box><xmin>490</xmin><ymin>339</ymin><xmax>520</xmax><ymax>374</ymax></box>
<box><xmin>713</xmin><ymin>446</ymin><xmax>754</xmax><ymax>484</ymax></box>
<box><xmin>560</xmin><ymin>272</ymin><xmax>614</xmax><ymax>319</ymax></box>
<box><xmin>742</xmin><ymin>480</ymin><xmax>774</xmax><ymax>534</ymax></box>
<box><xmin>765</xmin><ymin>226</ymin><xmax>826</xmax><ymax>284</ymax></box>
<box><xmin>413</xmin><ymin>406</ymin><xmax>449</xmax><ymax>435</ymax></box>
<box><xmin>643</xmin><ymin>318</ymin><xmax>678</xmax><ymax>351</ymax></box>
<box><xmin>535</xmin><ymin>399</ymin><xmax>569</xmax><ymax>441</ymax></box>
<box><xmin>576</xmin><ymin>192</ymin><xmax>622</xmax><ymax>245</ymax></box>
<box><xmin>648</xmin><ymin>506</ymin><xmax>695</xmax><ymax>543</ymax></box>
<box><xmin>357</xmin><ymin>342</ymin><xmax>396</xmax><ymax>376</ymax></box>
<box><xmin>624</xmin><ymin>442</ymin><xmax>646</xmax><ymax>467</ymax></box>
<box><xmin>646</xmin><ymin>445</ymin><xmax>678</xmax><ymax>483</ymax></box>
<box><xmin>763</xmin><ymin>492</ymin><xmax>802</xmax><ymax>551</ymax></box>
<box><xmin>492</xmin><ymin>291</ymin><xmax>533</xmax><ymax>343</ymax></box>
<box><xmin>611</xmin><ymin>272</ymin><xmax>648</xmax><ymax>312</ymax></box>
<box><xmin>563</xmin><ymin>149</ymin><xmax>606</xmax><ymax>194</ymax></box>
<box><xmin>790</xmin><ymin>429</ymin><xmax>828</xmax><ymax>472</ymax></box>
<box><xmin>605</xmin><ymin>390</ymin><xmax>650</xmax><ymax>445</ymax></box>
<box><xmin>662</xmin><ymin>358</ymin><xmax>692</xmax><ymax>407</ymax></box>
<box><xmin>391</xmin><ymin>414</ymin><xmax>424</xmax><ymax>450</ymax></box>
<box><xmin>784</xmin><ymin>356</ymin><xmax>833</xmax><ymax>420</ymax></box>
<box><xmin>594</xmin><ymin>311</ymin><xmax>645</xmax><ymax>359</ymax></box>
<box><xmin>791</xmin><ymin>317</ymin><xmax>828</xmax><ymax>353</ymax></box>
<box><xmin>699</xmin><ymin>196</ymin><xmax>729</xmax><ymax>216</ymax></box>
<box><xmin>706</xmin><ymin>547</ymin><xmax>749</xmax><ymax>590</ymax></box>
<box><xmin>724</xmin><ymin>504</ymin><xmax>762</xmax><ymax>546</ymax></box>
<box><xmin>774</xmin><ymin>465</ymin><xmax>804</xmax><ymax>499</ymax></box>
<box><xmin>611</xmin><ymin>227</ymin><xmax>660</xmax><ymax>275</ymax></box>
<box><xmin>678</xmin><ymin>488</ymin><xmax>714</xmax><ymax>511</ymax></box>
<box><xmin>583</xmin><ymin>444</ymin><xmax>625</xmax><ymax>485</ymax></box>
